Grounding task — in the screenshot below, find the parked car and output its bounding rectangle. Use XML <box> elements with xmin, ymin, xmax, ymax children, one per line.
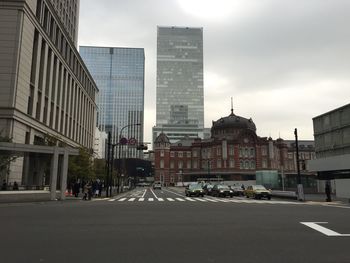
<box><xmin>153</xmin><ymin>182</ymin><xmax>162</xmax><ymax>190</ymax></box>
<box><xmin>245</xmin><ymin>185</ymin><xmax>271</xmax><ymax>200</ymax></box>
<box><xmin>185</xmin><ymin>184</ymin><xmax>204</xmax><ymax>197</ymax></box>
<box><xmin>202</xmin><ymin>183</ymin><xmax>214</xmax><ymax>195</ymax></box>
<box><xmin>230</xmin><ymin>186</ymin><xmax>244</xmax><ymax>196</ymax></box>
<box><xmin>211</xmin><ymin>184</ymin><xmax>234</xmax><ymax>197</ymax></box>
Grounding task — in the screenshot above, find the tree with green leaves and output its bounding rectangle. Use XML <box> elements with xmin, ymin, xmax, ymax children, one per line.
<box><xmin>68</xmin><ymin>147</ymin><xmax>95</xmax><ymax>181</ymax></box>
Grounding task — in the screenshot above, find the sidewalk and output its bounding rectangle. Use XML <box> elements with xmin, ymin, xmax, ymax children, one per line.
<box><xmin>303</xmin><ymin>193</ymin><xmax>350</xmax><ymax>206</ymax></box>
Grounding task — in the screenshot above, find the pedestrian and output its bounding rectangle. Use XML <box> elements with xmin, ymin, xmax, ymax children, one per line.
<box><xmin>13</xmin><ymin>181</ymin><xmax>19</xmax><ymax>190</ymax></box>
<box><xmin>1</xmin><ymin>179</ymin><xmax>7</xmax><ymax>191</ymax></box>
<box><xmin>82</xmin><ymin>183</ymin><xmax>89</xmax><ymax>200</ymax></box>
<box><xmin>73</xmin><ymin>181</ymin><xmax>80</xmax><ymax>197</ymax></box>
<box><xmin>325</xmin><ymin>181</ymin><xmax>332</xmax><ymax>202</ymax></box>
<box><xmin>98</xmin><ymin>181</ymin><xmax>102</xmax><ymax>197</ymax></box>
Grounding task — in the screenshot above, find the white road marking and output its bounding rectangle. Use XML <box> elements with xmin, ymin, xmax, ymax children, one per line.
<box><xmin>158</xmin><ymin>198</ymin><xmax>164</xmax><ymax>201</ymax></box>
<box><xmin>128</xmin><ymin>198</ymin><xmax>136</xmax><ymax>202</ymax></box>
<box><xmin>301</xmin><ymin>222</ymin><xmax>350</xmax><ymax>237</ymax></box>
<box><xmin>139</xmin><ymin>198</ymin><xmax>145</xmax><ymax>201</ymax></box>
<box><xmin>150</xmin><ymin>188</ymin><xmax>159</xmax><ymax>199</ymax></box>
<box><xmin>185</xmin><ymin>197</ymin><xmax>196</xmax><ymax>202</ymax></box>
<box><xmin>167</xmin><ymin>198</ymin><xmax>175</xmax><ymax>202</ymax></box>
<box><xmin>162</xmin><ymin>188</ymin><xmax>187</xmax><ymax>198</ymax></box>
<box><xmin>176</xmin><ymin>198</ymin><xmax>185</xmax><ymax>202</ymax></box>
<box><xmin>193</xmin><ymin>198</ymin><xmax>207</xmax><ymax>202</ymax></box>
<box><xmin>107</xmin><ymin>199</ymin><xmax>116</xmax><ymax>202</ymax></box>
<box><xmin>148</xmin><ymin>198</ymin><xmax>154</xmax><ymax>201</ymax></box>
<box><xmin>141</xmin><ymin>189</ymin><xmax>147</xmax><ymax>198</ymax></box>
<box><xmin>118</xmin><ymin>198</ymin><xmax>127</xmax><ymax>202</ymax></box>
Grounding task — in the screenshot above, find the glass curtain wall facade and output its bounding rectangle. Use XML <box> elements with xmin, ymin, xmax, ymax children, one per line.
<box><xmin>153</xmin><ymin>26</ymin><xmax>204</xmax><ymax>144</ymax></box>
<box><xmin>80</xmin><ymin>46</ymin><xmax>145</xmax><ymax>158</ymax></box>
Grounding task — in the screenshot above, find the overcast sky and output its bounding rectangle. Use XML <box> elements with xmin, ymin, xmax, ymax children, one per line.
<box><xmin>78</xmin><ymin>0</ymin><xmax>350</xmax><ymax>144</ymax></box>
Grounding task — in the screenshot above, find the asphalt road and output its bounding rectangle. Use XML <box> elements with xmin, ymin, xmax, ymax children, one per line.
<box><xmin>1</xmin><ymin>187</ymin><xmax>349</xmax><ymax>263</ymax></box>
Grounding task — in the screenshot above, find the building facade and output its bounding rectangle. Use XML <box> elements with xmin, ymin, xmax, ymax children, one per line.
<box><xmin>154</xmin><ymin>109</ymin><xmax>317</xmax><ymax>190</ymax></box>
<box><xmin>94</xmin><ymin>127</ymin><xmax>107</xmax><ymax>159</ymax></box>
<box><xmin>80</xmin><ymin>46</ymin><xmax>145</xmax><ymax>158</ymax></box>
<box><xmin>0</xmin><ymin>0</ymin><xmax>98</xmax><ymax>185</ymax></box>
<box><xmin>309</xmin><ymin>103</ymin><xmax>350</xmax><ymax>198</ymax></box>
<box><xmin>153</xmin><ymin>26</ymin><xmax>204</xmax><ymax>144</ymax></box>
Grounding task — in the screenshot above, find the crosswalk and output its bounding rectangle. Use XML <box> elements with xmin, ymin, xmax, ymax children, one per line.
<box><xmin>92</xmin><ymin>196</ymin><xmax>302</xmax><ymax>205</ymax></box>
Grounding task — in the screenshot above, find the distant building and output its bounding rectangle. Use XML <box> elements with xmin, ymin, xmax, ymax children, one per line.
<box><xmin>0</xmin><ymin>0</ymin><xmax>98</xmax><ymax>185</ymax></box>
<box><xmin>309</xmin><ymin>103</ymin><xmax>350</xmax><ymax>198</ymax></box>
<box><xmin>153</xmin><ymin>26</ymin><xmax>204</xmax><ymax>144</ymax></box>
<box><xmin>80</xmin><ymin>46</ymin><xmax>145</xmax><ymax>158</ymax></box>
<box><xmin>154</xmin><ymin>108</ymin><xmax>317</xmax><ymax>190</ymax></box>
<box><xmin>94</xmin><ymin>127</ymin><xmax>107</xmax><ymax>159</ymax></box>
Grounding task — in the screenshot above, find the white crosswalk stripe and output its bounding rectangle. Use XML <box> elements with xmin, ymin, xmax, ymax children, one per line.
<box><xmin>101</xmin><ymin>196</ymin><xmax>303</xmax><ymax>205</ymax></box>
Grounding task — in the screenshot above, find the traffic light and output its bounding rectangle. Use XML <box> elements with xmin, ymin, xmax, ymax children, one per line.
<box><xmin>136</xmin><ymin>144</ymin><xmax>148</xmax><ymax>150</ymax></box>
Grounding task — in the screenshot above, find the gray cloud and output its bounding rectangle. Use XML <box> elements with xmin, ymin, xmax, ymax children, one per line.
<box><xmin>78</xmin><ymin>0</ymin><xmax>350</xmax><ymax>142</ymax></box>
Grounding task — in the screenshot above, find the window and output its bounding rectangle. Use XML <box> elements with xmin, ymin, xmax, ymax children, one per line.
<box><xmin>217</xmin><ymin>159</ymin><xmax>221</xmax><ymax>168</ymax></box>
<box><xmin>187</xmin><ymin>160</ymin><xmax>191</xmax><ymax>169</ymax></box>
<box><xmin>261</xmin><ymin>146</ymin><xmax>267</xmax><ymax>156</ymax></box>
<box><xmin>193</xmin><ymin>161</ymin><xmax>198</xmax><ymax>169</ymax></box>
<box><xmin>239</xmin><ymin>147</ymin><xmax>243</xmax><ymax>157</ymax></box>
<box><xmin>170</xmin><ymin>152</ymin><xmax>175</xmax><ymax>157</ymax></box>
<box><xmin>250</xmin><ymin>148</ymin><xmax>255</xmax><ymax>157</ymax></box>
<box><xmin>178</xmin><ymin>151</ymin><xmax>183</xmax><ymax>158</ymax></box>
<box><xmin>262</xmin><ymin>159</ymin><xmax>267</xmax><ymax>168</ymax></box>
<box><xmin>160</xmin><ymin>159</ymin><xmax>164</xmax><ymax>169</ymax></box>
<box><xmin>186</xmin><ymin>151</ymin><xmax>191</xmax><ymax>158</ymax></box>
<box><xmin>244</xmin><ymin>148</ymin><xmax>249</xmax><ymax>157</ymax></box>
<box><xmin>240</xmin><ymin>160</ymin><xmax>243</xmax><ymax>169</ymax></box>
<box><xmin>170</xmin><ymin>161</ymin><xmax>174</xmax><ymax>169</ymax></box>
<box><xmin>192</xmin><ymin>150</ymin><xmax>197</xmax><ymax>157</ymax></box>
<box><xmin>160</xmin><ymin>150</ymin><xmax>164</xmax><ymax>157</ymax></box>
<box><xmin>217</xmin><ymin>147</ymin><xmax>221</xmax><ymax>156</ymax></box>
<box><xmin>178</xmin><ymin>161</ymin><xmax>183</xmax><ymax>169</ymax></box>
<box><xmin>229</xmin><ymin>159</ymin><xmax>235</xmax><ymax>168</ymax></box>
<box><xmin>250</xmin><ymin>161</ymin><xmax>255</xmax><ymax>169</ymax></box>
<box><xmin>229</xmin><ymin>145</ymin><xmax>234</xmax><ymax>156</ymax></box>
<box><xmin>245</xmin><ymin>161</ymin><xmax>249</xmax><ymax>169</ymax></box>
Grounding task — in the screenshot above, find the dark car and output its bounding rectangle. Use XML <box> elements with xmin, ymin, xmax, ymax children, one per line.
<box><xmin>211</xmin><ymin>184</ymin><xmax>233</xmax><ymax>197</ymax></box>
<box><xmin>230</xmin><ymin>186</ymin><xmax>244</xmax><ymax>196</ymax></box>
<box><xmin>185</xmin><ymin>184</ymin><xmax>204</xmax><ymax>197</ymax></box>
<box><xmin>202</xmin><ymin>183</ymin><xmax>214</xmax><ymax>195</ymax></box>
<box><xmin>245</xmin><ymin>185</ymin><xmax>271</xmax><ymax>200</ymax></box>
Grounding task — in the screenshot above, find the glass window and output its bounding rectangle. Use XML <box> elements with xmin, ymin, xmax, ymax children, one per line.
<box><xmin>160</xmin><ymin>150</ymin><xmax>164</xmax><ymax>157</ymax></box>
<box><xmin>217</xmin><ymin>159</ymin><xmax>221</xmax><ymax>168</ymax></box>
<box><xmin>160</xmin><ymin>159</ymin><xmax>164</xmax><ymax>168</ymax></box>
<box><xmin>170</xmin><ymin>161</ymin><xmax>174</xmax><ymax>169</ymax></box>
<box><xmin>186</xmin><ymin>151</ymin><xmax>191</xmax><ymax>158</ymax></box>
<box><xmin>170</xmin><ymin>152</ymin><xmax>175</xmax><ymax>157</ymax></box>
<box><xmin>178</xmin><ymin>151</ymin><xmax>183</xmax><ymax>158</ymax></box>
<box><xmin>229</xmin><ymin>145</ymin><xmax>234</xmax><ymax>156</ymax></box>
<box><xmin>192</xmin><ymin>150</ymin><xmax>197</xmax><ymax>157</ymax></box>
<box><xmin>187</xmin><ymin>160</ymin><xmax>191</xmax><ymax>169</ymax></box>
<box><xmin>178</xmin><ymin>161</ymin><xmax>183</xmax><ymax>169</ymax></box>
<box><xmin>229</xmin><ymin>159</ymin><xmax>235</xmax><ymax>168</ymax></box>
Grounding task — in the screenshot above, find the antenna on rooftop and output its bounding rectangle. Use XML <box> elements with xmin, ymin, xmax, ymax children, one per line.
<box><xmin>231</xmin><ymin>97</ymin><xmax>234</xmax><ymax>115</ymax></box>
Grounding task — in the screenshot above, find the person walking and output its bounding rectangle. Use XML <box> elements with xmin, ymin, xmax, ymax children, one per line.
<box><xmin>325</xmin><ymin>181</ymin><xmax>332</xmax><ymax>202</ymax></box>
<box><xmin>1</xmin><ymin>179</ymin><xmax>7</xmax><ymax>191</ymax></box>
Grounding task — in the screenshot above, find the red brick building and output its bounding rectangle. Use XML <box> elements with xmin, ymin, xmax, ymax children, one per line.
<box><xmin>154</xmin><ymin>110</ymin><xmax>316</xmax><ymax>188</ymax></box>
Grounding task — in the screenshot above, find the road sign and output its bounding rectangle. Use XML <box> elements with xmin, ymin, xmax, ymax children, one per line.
<box><xmin>119</xmin><ymin>137</ymin><xmax>128</xmax><ymax>145</ymax></box>
<box><xmin>128</xmin><ymin>138</ymin><xmax>137</xmax><ymax>145</ymax></box>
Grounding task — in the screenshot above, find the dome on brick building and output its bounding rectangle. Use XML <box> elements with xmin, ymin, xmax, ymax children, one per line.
<box><xmin>154</xmin><ymin>132</ymin><xmax>170</xmax><ymax>144</ymax></box>
<box><xmin>211</xmin><ymin>107</ymin><xmax>257</xmax><ymax>140</ymax></box>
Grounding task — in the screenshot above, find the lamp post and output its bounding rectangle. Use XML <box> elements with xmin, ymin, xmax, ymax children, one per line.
<box><xmin>294</xmin><ymin>128</ymin><xmax>304</xmax><ymax>201</ymax></box>
<box><xmin>117</xmin><ymin>123</ymin><xmax>141</xmax><ymax>193</ymax></box>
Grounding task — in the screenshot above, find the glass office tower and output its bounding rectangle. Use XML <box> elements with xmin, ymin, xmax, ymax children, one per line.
<box><xmin>153</xmin><ymin>26</ymin><xmax>204</xmax><ymax>144</ymax></box>
<box><xmin>80</xmin><ymin>46</ymin><xmax>145</xmax><ymax>158</ymax></box>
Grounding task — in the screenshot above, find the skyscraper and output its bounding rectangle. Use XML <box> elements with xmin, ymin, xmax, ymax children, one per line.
<box><xmin>0</xmin><ymin>0</ymin><xmax>98</xmax><ymax>185</ymax></box>
<box><xmin>153</xmin><ymin>26</ymin><xmax>204</xmax><ymax>144</ymax></box>
<box><xmin>80</xmin><ymin>46</ymin><xmax>145</xmax><ymax>158</ymax></box>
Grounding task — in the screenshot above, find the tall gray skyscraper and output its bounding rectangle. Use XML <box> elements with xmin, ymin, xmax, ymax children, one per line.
<box><xmin>153</xmin><ymin>26</ymin><xmax>204</xmax><ymax>144</ymax></box>
<box><xmin>80</xmin><ymin>46</ymin><xmax>145</xmax><ymax>158</ymax></box>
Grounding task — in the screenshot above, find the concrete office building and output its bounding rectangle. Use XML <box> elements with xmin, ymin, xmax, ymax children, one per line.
<box><xmin>94</xmin><ymin>127</ymin><xmax>107</xmax><ymax>159</ymax></box>
<box><xmin>0</xmin><ymin>0</ymin><xmax>98</xmax><ymax>186</ymax></box>
<box><xmin>153</xmin><ymin>26</ymin><xmax>204</xmax><ymax>145</ymax></box>
<box><xmin>80</xmin><ymin>46</ymin><xmax>145</xmax><ymax>158</ymax></box>
<box><xmin>309</xmin><ymin>104</ymin><xmax>350</xmax><ymax>198</ymax></box>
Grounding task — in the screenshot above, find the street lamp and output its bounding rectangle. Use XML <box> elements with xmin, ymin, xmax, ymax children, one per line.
<box><xmin>117</xmin><ymin>123</ymin><xmax>141</xmax><ymax>193</ymax></box>
<box><xmin>294</xmin><ymin>128</ymin><xmax>304</xmax><ymax>201</ymax></box>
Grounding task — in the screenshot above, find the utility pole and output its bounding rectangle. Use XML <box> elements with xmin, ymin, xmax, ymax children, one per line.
<box><xmin>106</xmin><ymin>132</ymin><xmax>111</xmax><ymax>197</ymax></box>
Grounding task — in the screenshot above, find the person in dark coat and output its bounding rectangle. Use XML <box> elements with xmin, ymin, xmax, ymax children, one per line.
<box><xmin>13</xmin><ymin>181</ymin><xmax>19</xmax><ymax>190</ymax></box>
<box><xmin>73</xmin><ymin>181</ymin><xmax>80</xmax><ymax>197</ymax></box>
<box><xmin>325</xmin><ymin>181</ymin><xmax>332</xmax><ymax>202</ymax></box>
<box><xmin>1</xmin><ymin>179</ymin><xmax>7</xmax><ymax>191</ymax></box>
